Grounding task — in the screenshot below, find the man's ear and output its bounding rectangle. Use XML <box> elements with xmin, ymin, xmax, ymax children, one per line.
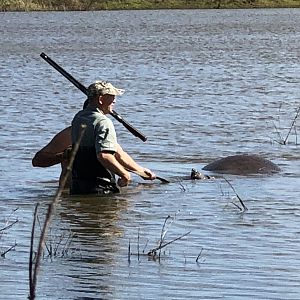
<box><xmin>98</xmin><ymin>95</ymin><xmax>103</xmax><ymax>105</ymax></box>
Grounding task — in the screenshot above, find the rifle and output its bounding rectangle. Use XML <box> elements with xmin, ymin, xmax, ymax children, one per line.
<box><xmin>40</xmin><ymin>52</ymin><xmax>147</xmax><ymax>142</ymax></box>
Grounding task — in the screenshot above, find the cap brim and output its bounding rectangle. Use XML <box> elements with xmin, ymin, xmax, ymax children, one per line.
<box><xmin>114</xmin><ymin>88</ymin><xmax>125</xmax><ymax>96</ymax></box>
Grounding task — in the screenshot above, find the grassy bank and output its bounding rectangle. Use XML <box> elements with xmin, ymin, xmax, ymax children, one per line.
<box><xmin>1</xmin><ymin>0</ymin><xmax>300</xmax><ymax>11</ymax></box>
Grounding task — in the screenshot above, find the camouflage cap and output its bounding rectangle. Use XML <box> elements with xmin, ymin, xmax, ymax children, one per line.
<box><xmin>87</xmin><ymin>81</ymin><xmax>125</xmax><ymax>99</ymax></box>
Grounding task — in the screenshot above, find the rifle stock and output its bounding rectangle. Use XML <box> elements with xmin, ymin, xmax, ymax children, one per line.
<box><xmin>40</xmin><ymin>52</ymin><xmax>147</xmax><ymax>142</ymax></box>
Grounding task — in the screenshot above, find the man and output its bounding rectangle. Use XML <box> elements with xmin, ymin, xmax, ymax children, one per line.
<box><xmin>70</xmin><ymin>80</ymin><xmax>155</xmax><ymax>194</ymax></box>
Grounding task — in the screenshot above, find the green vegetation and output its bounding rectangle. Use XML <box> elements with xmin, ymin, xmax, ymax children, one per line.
<box><xmin>1</xmin><ymin>0</ymin><xmax>300</xmax><ymax>11</ymax></box>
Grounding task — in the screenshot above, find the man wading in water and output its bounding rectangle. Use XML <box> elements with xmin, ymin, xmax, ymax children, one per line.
<box><xmin>32</xmin><ymin>81</ymin><xmax>156</xmax><ymax>194</ymax></box>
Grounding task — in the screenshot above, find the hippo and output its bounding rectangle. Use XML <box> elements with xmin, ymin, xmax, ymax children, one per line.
<box><xmin>202</xmin><ymin>154</ymin><xmax>281</xmax><ymax>175</ymax></box>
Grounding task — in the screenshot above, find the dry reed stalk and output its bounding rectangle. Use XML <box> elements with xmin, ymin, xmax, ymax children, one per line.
<box><xmin>0</xmin><ymin>208</ymin><xmax>19</xmax><ymax>258</ymax></box>
<box><xmin>273</xmin><ymin>104</ymin><xmax>300</xmax><ymax>145</ymax></box>
<box><xmin>0</xmin><ymin>219</ymin><xmax>18</xmax><ymax>233</ymax></box>
<box><xmin>223</xmin><ymin>177</ymin><xmax>248</xmax><ymax>212</ymax></box>
<box><xmin>29</xmin><ymin>203</ymin><xmax>39</xmax><ymax>297</ymax></box>
<box><xmin>28</xmin><ymin>124</ymin><xmax>86</xmax><ymax>300</ymax></box>
<box><xmin>147</xmin><ymin>213</ymin><xmax>190</xmax><ymax>259</ymax></box>
<box><xmin>137</xmin><ymin>227</ymin><xmax>140</xmax><ymax>260</ymax></box>
<box><xmin>158</xmin><ymin>215</ymin><xmax>171</xmax><ymax>258</ymax></box>
<box><xmin>282</xmin><ymin>105</ymin><xmax>300</xmax><ymax>145</ymax></box>
<box><xmin>128</xmin><ymin>239</ymin><xmax>131</xmax><ymax>263</ymax></box>
<box><xmin>147</xmin><ymin>231</ymin><xmax>191</xmax><ymax>258</ymax></box>
<box><xmin>196</xmin><ymin>247</ymin><xmax>203</xmax><ymax>263</ymax></box>
<box><xmin>1</xmin><ymin>242</ymin><xmax>17</xmax><ymax>258</ymax></box>
<box><xmin>0</xmin><ymin>208</ymin><xmax>19</xmax><ymax>234</ymax></box>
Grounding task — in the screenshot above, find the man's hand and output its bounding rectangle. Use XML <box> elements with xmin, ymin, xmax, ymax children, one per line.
<box><xmin>141</xmin><ymin>168</ymin><xmax>156</xmax><ymax>180</ymax></box>
<box><xmin>117</xmin><ymin>173</ymin><xmax>131</xmax><ymax>187</ymax></box>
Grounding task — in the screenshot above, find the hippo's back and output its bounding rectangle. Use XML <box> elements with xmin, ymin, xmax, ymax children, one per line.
<box><xmin>202</xmin><ymin>154</ymin><xmax>280</xmax><ymax>175</ymax></box>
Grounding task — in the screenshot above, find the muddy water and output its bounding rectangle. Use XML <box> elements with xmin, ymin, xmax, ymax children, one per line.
<box><xmin>1</xmin><ymin>8</ymin><xmax>300</xmax><ymax>299</ymax></box>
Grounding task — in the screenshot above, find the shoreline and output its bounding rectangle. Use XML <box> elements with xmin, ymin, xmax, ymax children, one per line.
<box><xmin>1</xmin><ymin>1</ymin><xmax>300</xmax><ymax>12</ymax></box>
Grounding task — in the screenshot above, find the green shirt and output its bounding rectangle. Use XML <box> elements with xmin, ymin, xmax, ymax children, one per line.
<box><xmin>71</xmin><ymin>106</ymin><xmax>117</xmax><ymax>182</ymax></box>
<box><xmin>72</xmin><ymin>107</ymin><xmax>117</xmax><ymax>153</ymax></box>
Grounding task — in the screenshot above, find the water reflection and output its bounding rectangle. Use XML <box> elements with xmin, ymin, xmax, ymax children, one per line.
<box><xmin>54</xmin><ymin>195</ymin><xmax>128</xmax><ymax>298</ymax></box>
<box><xmin>60</xmin><ymin>195</ymin><xmax>126</xmax><ymax>240</ymax></box>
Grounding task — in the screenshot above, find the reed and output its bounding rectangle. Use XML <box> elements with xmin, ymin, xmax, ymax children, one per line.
<box><xmin>0</xmin><ymin>218</ymin><xmax>18</xmax><ymax>234</ymax></box>
<box><xmin>223</xmin><ymin>177</ymin><xmax>248</xmax><ymax>212</ymax></box>
<box><xmin>196</xmin><ymin>247</ymin><xmax>204</xmax><ymax>263</ymax></box>
<box><xmin>0</xmin><ymin>208</ymin><xmax>19</xmax><ymax>258</ymax></box>
<box><xmin>28</xmin><ymin>124</ymin><xmax>86</xmax><ymax>300</ymax></box>
<box><xmin>126</xmin><ymin>212</ymin><xmax>190</xmax><ymax>262</ymax></box>
<box><xmin>273</xmin><ymin>105</ymin><xmax>300</xmax><ymax>145</ymax></box>
<box><xmin>147</xmin><ymin>230</ymin><xmax>191</xmax><ymax>259</ymax></box>
<box><xmin>147</xmin><ymin>212</ymin><xmax>191</xmax><ymax>260</ymax></box>
<box><xmin>271</xmin><ymin>103</ymin><xmax>300</xmax><ymax>146</ymax></box>
<box><xmin>36</xmin><ymin>214</ymin><xmax>75</xmax><ymax>259</ymax></box>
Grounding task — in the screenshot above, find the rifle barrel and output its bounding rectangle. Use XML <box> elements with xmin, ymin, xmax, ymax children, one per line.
<box><xmin>40</xmin><ymin>52</ymin><xmax>147</xmax><ymax>142</ymax></box>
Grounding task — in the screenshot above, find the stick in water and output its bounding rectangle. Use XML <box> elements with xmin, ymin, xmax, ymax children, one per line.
<box><xmin>127</xmin><ymin>169</ymin><xmax>170</xmax><ymax>184</ymax></box>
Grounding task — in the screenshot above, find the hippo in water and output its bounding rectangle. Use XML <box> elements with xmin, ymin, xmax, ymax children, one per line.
<box><xmin>202</xmin><ymin>154</ymin><xmax>281</xmax><ymax>175</ymax></box>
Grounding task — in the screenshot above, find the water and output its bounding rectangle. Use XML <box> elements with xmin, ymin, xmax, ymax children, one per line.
<box><xmin>1</xmin><ymin>8</ymin><xmax>300</xmax><ymax>299</ymax></box>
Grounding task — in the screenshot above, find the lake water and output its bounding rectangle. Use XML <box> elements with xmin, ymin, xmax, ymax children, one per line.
<box><xmin>1</xmin><ymin>8</ymin><xmax>300</xmax><ymax>300</ymax></box>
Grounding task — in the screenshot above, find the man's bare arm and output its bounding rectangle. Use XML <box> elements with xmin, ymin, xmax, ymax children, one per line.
<box><xmin>97</xmin><ymin>152</ymin><xmax>131</xmax><ymax>187</ymax></box>
<box><xmin>32</xmin><ymin>127</ymin><xmax>72</xmax><ymax>167</ymax></box>
<box><xmin>115</xmin><ymin>144</ymin><xmax>156</xmax><ymax>180</ymax></box>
